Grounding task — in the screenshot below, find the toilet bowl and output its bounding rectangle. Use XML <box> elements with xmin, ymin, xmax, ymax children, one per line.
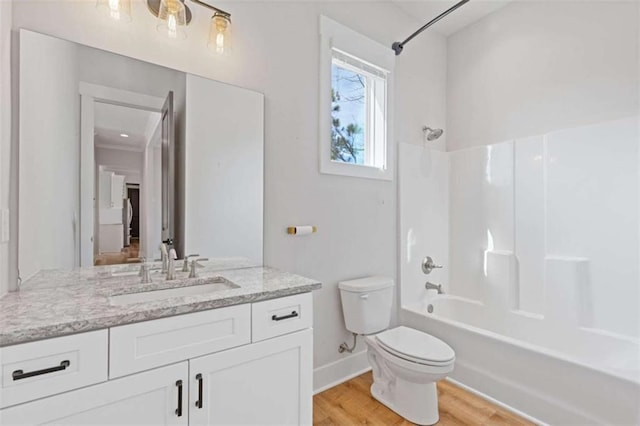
<box><xmin>365</xmin><ymin>326</ymin><xmax>454</xmax><ymax>425</ymax></box>
<box><xmin>338</xmin><ymin>277</ymin><xmax>455</xmax><ymax>425</ymax></box>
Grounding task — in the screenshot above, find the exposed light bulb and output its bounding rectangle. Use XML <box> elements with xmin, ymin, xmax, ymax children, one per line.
<box><xmin>96</xmin><ymin>0</ymin><xmax>131</xmax><ymax>22</ymax></box>
<box><xmin>208</xmin><ymin>13</ymin><xmax>231</xmax><ymax>55</ymax></box>
<box><xmin>167</xmin><ymin>14</ymin><xmax>178</xmax><ymax>38</ymax></box>
<box><xmin>108</xmin><ymin>0</ymin><xmax>120</xmax><ymax>19</ymax></box>
<box><xmin>157</xmin><ymin>0</ymin><xmax>187</xmax><ymax>40</ymax></box>
<box><xmin>216</xmin><ymin>32</ymin><xmax>225</xmax><ymax>53</ymax></box>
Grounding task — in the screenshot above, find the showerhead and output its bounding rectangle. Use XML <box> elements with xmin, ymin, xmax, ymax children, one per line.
<box><xmin>423</xmin><ymin>126</ymin><xmax>444</xmax><ymax>141</ymax></box>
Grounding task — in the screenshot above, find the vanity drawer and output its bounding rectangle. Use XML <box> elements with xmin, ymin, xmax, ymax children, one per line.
<box><xmin>252</xmin><ymin>292</ymin><xmax>313</xmax><ymax>342</ymax></box>
<box><xmin>109</xmin><ymin>304</ymin><xmax>251</xmax><ymax>378</ymax></box>
<box><xmin>0</xmin><ymin>330</ymin><xmax>108</xmax><ymax>408</ymax></box>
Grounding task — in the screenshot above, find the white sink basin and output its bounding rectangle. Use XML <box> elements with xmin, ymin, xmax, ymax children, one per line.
<box><xmin>109</xmin><ymin>279</ymin><xmax>237</xmax><ymax>306</ymax></box>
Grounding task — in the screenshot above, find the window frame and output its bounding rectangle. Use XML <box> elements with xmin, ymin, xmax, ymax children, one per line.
<box><xmin>319</xmin><ymin>15</ymin><xmax>395</xmax><ymax>181</ymax></box>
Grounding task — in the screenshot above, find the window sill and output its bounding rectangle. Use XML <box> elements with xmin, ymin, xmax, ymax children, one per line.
<box><xmin>320</xmin><ymin>160</ymin><xmax>393</xmax><ymax>181</ymax></box>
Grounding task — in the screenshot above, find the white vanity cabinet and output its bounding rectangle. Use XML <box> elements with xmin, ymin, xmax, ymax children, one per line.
<box><xmin>0</xmin><ymin>362</ymin><xmax>188</xmax><ymax>426</ymax></box>
<box><xmin>0</xmin><ymin>293</ymin><xmax>314</xmax><ymax>426</ymax></box>
<box><xmin>190</xmin><ymin>329</ymin><xmax>312</xmax><ymax>426</ymax></box>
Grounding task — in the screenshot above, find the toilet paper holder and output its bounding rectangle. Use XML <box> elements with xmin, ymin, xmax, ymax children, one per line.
<box><xmin>286</xmin><ymin>226</ymin><xmax>317</xmax><ymax>235</ymax></box>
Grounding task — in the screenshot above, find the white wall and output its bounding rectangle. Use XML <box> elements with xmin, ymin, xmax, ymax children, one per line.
<box><xmin>0</xmin><ymin>0</ymin><xmax>12</xmax><ymax>296</ymax></box>
<box><xmin>78</xmin><ymin>44</ymin><xmax>185</xmax><ymax>102</ymax></box>
<box><xmin>18</xmin><ymin>30</ymin><xmax>80</xmax><ymax>281</ymax></box>
<box><xmin>447</xmin><ymin>1</ymin><xmax>639</xmax><ymax>151</ymax></box>
<box><xmin>184</xmin><ymin>74</ymin><xmax>263</xmax><ymax>264</ymax></box>
<box><xmin>9</xmin><ymin>1</ymin><xmax>445</xmax><ymax>381</ymax></box>
<box><xmin>95</xmin><ymin>146</ymin><xmax>143</xmax><ymax>185</ymax></box>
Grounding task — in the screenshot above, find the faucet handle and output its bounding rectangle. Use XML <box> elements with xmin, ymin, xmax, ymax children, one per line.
<box><xmin>139</xmin><ymin>259</ymin><xmax>152</xmax><ymax>284</ymax></box>
<box><xmin>189</xmin><ymin>258</ymin><xmax>209</xmax><ymax>278</ymax></box>
<box><xmin>422</xmin><ymin>256</ymin><xmax>443</xmax><ymax>274</ymax></box>
<box><xmin>182</xmin><ymin>254</ymin><xmax>201</xmax><ymax>272</ymax></box>
<box><xmin>138</xmin><ymin>257</ymin><xmax>147</xmax><ymax>277</ymax></box>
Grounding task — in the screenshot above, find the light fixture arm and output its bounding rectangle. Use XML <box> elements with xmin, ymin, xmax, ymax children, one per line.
<box><xmin>189</xmin><ymin>0</ymin><xmax>230</xmax><ymax>19</ymax></box>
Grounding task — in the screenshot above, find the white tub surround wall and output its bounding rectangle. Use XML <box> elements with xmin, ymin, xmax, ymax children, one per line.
<box><xmin>400</xmin><ymin>117</ymin><xmax>640</xmax><ymax>423</ymax></box>
<box><xmin>398</xmin><ymin>143</ymin><xmax>449</xmax><ymax>309</ymax></box>
<box><xmin>7</xmin><ymin>1</ymin><xmax>446</xmax><ymax>388</ymax></box>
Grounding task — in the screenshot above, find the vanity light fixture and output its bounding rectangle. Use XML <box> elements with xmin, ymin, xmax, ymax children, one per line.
<box><xmin>155</xmin><ymin>0</ymin><xmax>188</xmax><ymax>39</ymax></box>
<box><xmin>96</xmin><ymin>0</ymin><xmax>132</xmax><ymax>22</ymax></box>
<box><xmin>147</xmin><ymin>0</ymin><xmax>232</xmax><ymax>53</ymax></box>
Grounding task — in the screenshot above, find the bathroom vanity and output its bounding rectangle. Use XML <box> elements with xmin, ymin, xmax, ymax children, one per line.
<box><xmin>0</xmin><ymin>261</ymin><xmax>320</xmax><ymax>425</ymax></box>
<box><xmin>2</xmin><ymin>26</ymin><xmax>311</xmax><ymax>425</ymax></box>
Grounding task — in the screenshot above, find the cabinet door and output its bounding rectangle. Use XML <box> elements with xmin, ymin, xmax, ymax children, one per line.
<box><xmin>190</xmin><ymin>329</ymin><xmax>313</xmax><ymax>426</ymax></box>
<box><xmin>0</xmin><ymin>362</ymin><xmax>188</xmax><ymax>426</ymax></box>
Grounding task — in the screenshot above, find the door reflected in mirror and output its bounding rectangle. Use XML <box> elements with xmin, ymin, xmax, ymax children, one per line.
<box><xmin>93</xmin><ymin>102</ymin><xmax>164</xmax><ymax>266</ymax></box>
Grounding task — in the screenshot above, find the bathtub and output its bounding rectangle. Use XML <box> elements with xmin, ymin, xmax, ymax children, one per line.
<box><xmin>401</xmin><ymin>295</ymin><xmax>640</xmax><ymax>425</ymax></box>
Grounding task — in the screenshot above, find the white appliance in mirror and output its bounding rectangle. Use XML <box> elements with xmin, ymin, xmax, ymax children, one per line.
<box><xmin>17</xmin><ymin>29</ymin><xmax>264</xmax><ymax>282</ymax></box>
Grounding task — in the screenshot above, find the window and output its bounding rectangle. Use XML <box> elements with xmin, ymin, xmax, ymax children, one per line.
<box><xmin>320</xmin><ymin>16</ymin><xmax>395</xmax><ymax>180</ymax></box>
<box><xmin>331</xmin><ymin>51</ymin><xmax>387</xmax><ymax>168</ymax></box>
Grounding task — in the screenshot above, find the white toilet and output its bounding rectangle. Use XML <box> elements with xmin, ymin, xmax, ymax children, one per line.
<box><xmin>339</xmin><ymin>276</ymin><xmax>455</xmax><ymax>425</ymax></box>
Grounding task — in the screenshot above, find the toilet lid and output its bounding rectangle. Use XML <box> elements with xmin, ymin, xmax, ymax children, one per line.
<box><xmin>376</xmin><ymin>326</ymin><xmax>455</xmax><ymax>365</ymax></box>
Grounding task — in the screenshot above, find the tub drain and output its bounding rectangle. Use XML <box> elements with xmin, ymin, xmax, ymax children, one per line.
<box><xmin>427</xmin><ymin>304</ymin><xmax>434</xmax><ymax>313</ymax></box>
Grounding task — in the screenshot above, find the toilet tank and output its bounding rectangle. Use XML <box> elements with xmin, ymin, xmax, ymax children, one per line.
<box><xmin>338</xmin><ymin>276</ymin><xmax>394</xmax><ymax>335</ymax></box>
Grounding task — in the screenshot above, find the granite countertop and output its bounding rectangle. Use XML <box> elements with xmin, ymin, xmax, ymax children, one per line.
<box><xmin>0</xmin><ymin>258</ymin><xmax>321</xmax><ymax>347</ymax></box>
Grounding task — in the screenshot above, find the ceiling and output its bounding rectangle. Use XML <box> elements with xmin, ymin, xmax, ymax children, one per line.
<box><xmin>94</xmin><ymin>102</ymin><xmax>161</xmax><ymax>152</ymax></box>
<box><xmin>392</xmin><ymin>0</ymin><xmax>512</xmax><ymax>36</ymax></box>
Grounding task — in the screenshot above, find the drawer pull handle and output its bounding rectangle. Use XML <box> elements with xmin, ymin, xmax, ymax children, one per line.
<box><xmin>272</xmin><ymin>311</ymin><xmax>299</xmax><ymax>321</ymax></box>
<box><xmin>195</xmin><ymin>373</ymin><xmax>203</xmax><ymax>409</ymax></box>
<box><xmin>12</xmin><ymin>360</ymin><xmax>70</xmax><ymax>381</ymax></box>
<box><xmin>175</xmin><ymin>380</ymin><xmax>183</xmax><ymax>417</ymax></box>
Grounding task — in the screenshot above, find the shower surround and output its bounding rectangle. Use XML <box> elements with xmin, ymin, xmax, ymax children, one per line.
<box><xmin>399</xmin><ymin>116</ymin><xmax>640</xmax><ymax>424</ymax></box>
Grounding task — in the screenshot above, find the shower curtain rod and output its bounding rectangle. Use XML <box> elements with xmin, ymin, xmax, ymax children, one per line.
<box><xmin>392</xmin><ymin>0</ymin><xmax>471</xmax><ymax>56</ymax></box>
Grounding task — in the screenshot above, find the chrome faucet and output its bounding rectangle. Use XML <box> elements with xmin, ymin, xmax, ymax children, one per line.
<box><xmin>166</xmin><ymin>249</ymin><xmax>178</xmax><ymax>280</ymax></box>
<box><xmin>188</xmin><ymin>258</ymin><xmax>209</xmax><ymax>278</ymax></box>
<box><xmin>425</xmin><ymin>281</ymin><xmax>444</xmax><ymax>294</ymax></box>
<box><xmin>182</xmin><ymin>254</ymin><xmax>201</xmax><ymax>272</ymax></box>
<box><xmin>159</xmin><ymin>243</ymin><xmax>169</xmax><ymax>273</ymax></box>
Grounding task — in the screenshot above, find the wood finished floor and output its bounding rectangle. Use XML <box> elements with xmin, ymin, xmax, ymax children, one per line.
<box><xmin>313</xmin><ymin>372</ymin><xmax>534</xmax><ymax>426</ymax></box>
<box><xmin>94</xmin><ymin>239</ymin><xmax>141</xmax><ymax>266</ymax></box>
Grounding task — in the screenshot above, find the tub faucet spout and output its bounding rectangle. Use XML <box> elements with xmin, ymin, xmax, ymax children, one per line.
<box><xmin>425</xmin><ymin>281</ymin><xmax>444</xmax><ymax>294</ymax></box>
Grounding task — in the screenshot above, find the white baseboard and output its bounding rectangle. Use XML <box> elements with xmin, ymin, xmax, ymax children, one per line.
<box><xmin>313</xmin><ymin>350</ymin><xmax>371</xmax><ymax>394</ymax></box>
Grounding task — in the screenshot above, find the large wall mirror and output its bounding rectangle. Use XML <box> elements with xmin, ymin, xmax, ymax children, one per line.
<box><xmin>18</xmin><ymin>30</ymin><xmax>264</xmax><ymax>281</ymax></box>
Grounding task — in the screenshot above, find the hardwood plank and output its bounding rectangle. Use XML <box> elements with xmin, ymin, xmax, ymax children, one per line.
<box><xmin>313</xmin><ymin>372</ymin><xmax>534</xmax><ymax>426</ymax></box>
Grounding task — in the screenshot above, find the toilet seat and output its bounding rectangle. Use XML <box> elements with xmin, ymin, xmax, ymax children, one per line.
<box><xmin>375</xmin><ymin>326</ymin><xmax>455</xmax><ymax>367</ymax></box>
